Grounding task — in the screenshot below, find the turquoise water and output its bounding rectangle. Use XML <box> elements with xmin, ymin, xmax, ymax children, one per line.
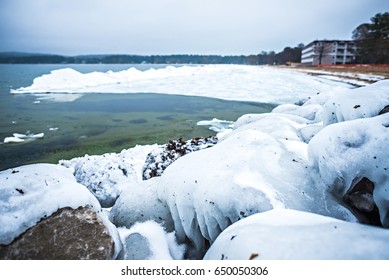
<box><xmin>0</xmin><ymin>64</ymin><xmax>276</xmax><ymax>170</ymax></box>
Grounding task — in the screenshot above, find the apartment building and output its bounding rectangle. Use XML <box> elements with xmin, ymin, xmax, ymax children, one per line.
<box><xmin>301</xmin><ymin>40</ymin><xmax>357</xmax><ymax>65</ymax></box>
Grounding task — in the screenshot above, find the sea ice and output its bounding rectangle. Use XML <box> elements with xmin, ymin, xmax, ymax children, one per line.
<box><xmin>11</xmin><ymin>65</ymin><xmax>353</xmax><ymax>104</ymax></box>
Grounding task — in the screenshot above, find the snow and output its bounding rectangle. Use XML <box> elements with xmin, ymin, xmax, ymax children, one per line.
<box><xmin>0</xmin><ymin>164</ymin><xmax>121</xmax><ymax>256</ymax></box>
<box><xmin>296</xmin><ymin>68</ymin><xmax>385</xmax><ymax>83</ymax></box>
<box><xmin>319</xmin><ymin>80</ymin><xmax>389</xmax><ymax>125</ymax></box>
<box><xmin>204</xmin><ymin>209</ymin><xmax>389</xmax><ymax>260</ymax></box>
<box><xmin>11</xmin><ymin>64</ymin><xmax>353</xmax><ymax>104</ymax></box>
<box><xmin>2</xmin><ymin>65</ymin><xmax>389</xmax><ymax>259</ymax></box>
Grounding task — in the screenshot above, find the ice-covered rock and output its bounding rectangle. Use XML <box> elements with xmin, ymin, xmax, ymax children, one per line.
<box><xmin>142</xmin><ymin>137</ymin><xmax>217</xmax><ymax>180</ymax></box>
<box><xmin>320</xmin><ymin>79</ymin><xmax>389</xmax><ymax>125</ymax></box>
<box><xmin>117</xmin><ymin>221</ymin><xmax>186</xmax><ymax>260</ymax></box>
<box><xmin>204</xmin><ymin>209</ymin><xmax>389</xmax><ymax>260</ymax></box>
<box><xmin>110</xmin><ymin>117</ymin><xmax>355</xmax><ymax>257</ymax></box>
<box><xmin>308</xmin><ymin>113</ymin><xmax>389</xmax><ymax>227</ymax></box>
<box><xmin>0</xmin><ymin>206</ymin><xmax>119</xmax><ymax>260</ymax></box>
<box><xmin>109</xmin><ymin>176</ymin><xmax>174</xmax><ymax>232</ymax></box>
<box><xmin>60</xmin><ymin>144</ymin><xmax>156</xmax><ymax>207</ymax></box>
<box><xmin>0</xmin><ymin>164</ymin><xmax>122</xmax><ymax>259</ymax></box>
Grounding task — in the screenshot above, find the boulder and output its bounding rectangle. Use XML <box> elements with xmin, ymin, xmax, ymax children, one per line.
<box><xmin>0</xmin><ymin>163</ymin><xmax>122</xmax><ymax>259</ymax></box>
<box><xmin>0</xmin><ymin>206</ymin><xmax>116</xmax><ymax>260</ymax></box>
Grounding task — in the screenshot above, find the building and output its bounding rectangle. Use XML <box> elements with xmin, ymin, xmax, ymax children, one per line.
<box><xmin>301</xmin><ymin>40</ymin><xmax>357</xmax><ymax>65</ymax></box>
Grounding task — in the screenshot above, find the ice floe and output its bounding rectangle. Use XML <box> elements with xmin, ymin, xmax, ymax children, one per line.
<box><xmin>3</xmin><ymin>132</ymin><xmax>44</xmax><ymax>144</ymax></box>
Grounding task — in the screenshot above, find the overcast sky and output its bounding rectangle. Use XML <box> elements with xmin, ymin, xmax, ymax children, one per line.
<box><xmin>0</xmin><ymin>0</ymin><xmax>387</xmax><ymax>55</ymax></box>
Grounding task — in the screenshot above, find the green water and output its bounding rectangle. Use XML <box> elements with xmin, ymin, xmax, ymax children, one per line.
<box><xmin>0</xmin><ymin>64</ymin><xmax>276</xmax><ymax>170</ymax></box>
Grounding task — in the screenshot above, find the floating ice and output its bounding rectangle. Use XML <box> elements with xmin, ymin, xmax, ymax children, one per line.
<box><xmin>3</xmin><ymin>132</ymin><xmax>44</xmax><ymax>144</ymax></box>
<box><xmin>197</xmin><ymin>118</ymin><xmax>234</xmax><ymax>137</ymax></box>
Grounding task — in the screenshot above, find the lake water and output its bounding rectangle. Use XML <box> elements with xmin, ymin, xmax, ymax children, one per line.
<box><xmin>0</xmin><ymin>64</ymin><xmax>276</xmax><ymax>171</ymax></box>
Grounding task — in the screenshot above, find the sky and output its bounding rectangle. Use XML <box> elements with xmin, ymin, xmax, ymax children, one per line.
<box><xmin>0</xmin><ymin>0</ymin><xmax>387</xmax><ymax>56</ymax></box>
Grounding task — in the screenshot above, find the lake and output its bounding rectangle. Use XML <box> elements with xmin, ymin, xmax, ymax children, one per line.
<box><xmin>0</xmin><ymin>64</ymin><xmax>276</xmax><ymax>170</ymax></box>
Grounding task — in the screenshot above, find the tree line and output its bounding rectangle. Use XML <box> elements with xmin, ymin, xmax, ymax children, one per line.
<box><xmin>0</xmin><ymin>47</ymin><xmax>303</xmax><ymax>65</ymax></box>
<box><xmin>352</xmin><ymin>12</ymin><xmax>389</xmax><ymax>64</ymax></box>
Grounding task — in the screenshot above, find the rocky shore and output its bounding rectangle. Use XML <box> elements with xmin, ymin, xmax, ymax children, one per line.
<box><xmin>1</xmin><ymin>79</ymin><xmax>389</xmax><ymax>260</ymax></box>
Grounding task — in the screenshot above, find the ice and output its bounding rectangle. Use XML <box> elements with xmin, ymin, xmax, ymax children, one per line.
<box><xmin>3</xmin><ymin>136</ymin><xmax>25</xmax><ymax>144</ymax></box>
<box><xmin>0</xmin><ymin>164</ymin><xmax>120</xmax><ymax>254</ymax></box>
<box><xmin>117</xmin><ymin>221</ymin><xmax>186</xmax><ymax>260</ymax></box>
<box><xmin>11</xmin><ymin>65</ymin><xmax>352</xmax><ymax>104</ymax></box>
<box><xmin>3</xmin><ymin>132</ymin><xmax>44</xmax><ymax>144</ymax></box>
<box><xmin>3</xmin><ymin>66</ymin><xmax>389</xmax><ymax>259</ymax></box>
<box><xmin>197</xmin><ymin>118</ymin><xmax>234</xmax><ymax>132</ymax></box>
<box><xmin>204</xmin><ymin>209</ymin><xmax>389</xmax><ymax>260</ymax></box>
<box><xmin>34</xmin><ymin>93</ymin><xmax>84</xmax><ymax>102</ymax></box>
<box><xmin>320</xmin><ymin>80</ymin><xmax>389</xmax><ymax>125</ymax></box>
<box><xmin>109</xmin><ymin>79</ymin><xmax>389</xmax><ymax>257</ymax></box>
<box><xmin>110</xmin><ymin>117</ymin><xmax>355</xmax><ymax>255</ymax></box>
<box><xmin>308</xmin><ymin>113</ymin><xmax>389</xmax><ymax>226</ymax></box>
<box><xmin>60</xmin><ymin>144</ymin><xmax>157</xmax><ymax>207</ymax></box>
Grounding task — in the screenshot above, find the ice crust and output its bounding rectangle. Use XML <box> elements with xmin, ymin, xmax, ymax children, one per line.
<box><xmin>204</xmin><ymin>209</ymin><xmax>389</xmax><ymax>260</ymax></box>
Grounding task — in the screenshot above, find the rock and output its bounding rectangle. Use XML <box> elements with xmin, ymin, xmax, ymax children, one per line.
<box><xmin>379</xmin><ymin>105</ymin><xmax>389</xmax><ymax>115</ymax></box>
<box><xmin>0</xmin><ymin>163</ymin><xmax>122</xmax><ymax>259</ymax></box>
<box><xmin>122</xmin><ymin>233</ymin><xmax>152</xmax><ymax>260</ymax></box>
<box><xmin>0</xmin><ymin>205</ymin><xmax>117</xmax><ymax>260</ymax></box>
<box><xmin>142</xmin><ymin>136</ymin><xmax>218</xmax><ymax>180</ymax></box>
<box><xmin>343</xmin><ymin>177</ymin><xmax>382</xmax><ymax>226</ymax></box>
<box><xmin>60</xmin><ymin>153</ymin><xmax>139</xmax><ymax>208</ymax></box>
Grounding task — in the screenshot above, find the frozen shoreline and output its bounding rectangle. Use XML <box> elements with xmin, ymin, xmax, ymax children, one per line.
<box><xmin>11</xmin><ymin>64</ymin><xmax>357</xmax><ymax>103</ymax></box>
<box><xmin>1</xmin><ymin>66</ymin><xmax>389</xmax><ymax>260</ymax></box>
